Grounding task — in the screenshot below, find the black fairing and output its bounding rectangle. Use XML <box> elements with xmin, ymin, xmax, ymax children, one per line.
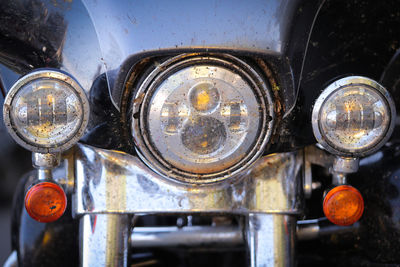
<box><xmin>0</xmin><ymin>0</ymin><xmax>324</xmax><ymax>152</ymax></box>
<box><xmin>286</xmin><ymin>0</ymin><xmax>400</xmax><ymax>150</ymax></box>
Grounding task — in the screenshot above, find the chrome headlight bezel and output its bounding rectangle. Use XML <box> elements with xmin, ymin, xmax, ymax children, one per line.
<box><xmin>312</xmin><ymin>76</ymin><xmax>396</xmax><ymax>157</ymax></box>
<box><xmin>3</xmin><ymin>69</ymin><xmax>90</xmax><ymax>153</ymax></box>
<box><xmin>131</xmin><ymin>54</ymin><xmax>275</xmax><ymax>184</ymax></box>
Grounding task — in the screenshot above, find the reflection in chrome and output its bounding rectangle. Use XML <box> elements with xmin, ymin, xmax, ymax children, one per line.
<box><xmin>3</xmin><ymin>251</ymin><xmax>18</xmax><ymax>267</ymax></box>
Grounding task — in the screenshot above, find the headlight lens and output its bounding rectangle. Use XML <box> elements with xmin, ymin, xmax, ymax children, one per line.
<box><xmin>312</xmin><ymin>76</ymin><xmax>396</xmax><ymax>157</ymax></box>
<box><xmin>3</xmin><ymin>70</ymin><xmax>89</xmax><ymax>153</ymax></box>
<box><xmin>132</xmin><ymin>55</ymin><xmax>274</xmax><ymax>183</ymax></box>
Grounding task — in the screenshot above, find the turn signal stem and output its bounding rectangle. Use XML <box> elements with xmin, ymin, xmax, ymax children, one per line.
<box><xmin>25</xmin><ymin>181</ymin><xmax>67</xmax><ymax>223</ymax></box>
<box><xmin>323</xmin><ymin>185</ymin><xmax>364</xmax><ymax>226</ymax></box>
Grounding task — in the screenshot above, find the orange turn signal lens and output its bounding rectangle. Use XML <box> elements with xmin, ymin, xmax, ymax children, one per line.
<box><xmin>25</xmin><ymin>182</ymin><xmax>67</xmax><ymax>223</ymax></box>
<box><xmin>323</xmin><ymin>185</ymin><xmax>364</xmax><ymax>226</ymax></box>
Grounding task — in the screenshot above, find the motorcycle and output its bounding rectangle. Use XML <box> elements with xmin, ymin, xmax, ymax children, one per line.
<box><xmin>1</xmin><ymin>0</ymin><xmax>400</xmax><ymax>266</ymax></box>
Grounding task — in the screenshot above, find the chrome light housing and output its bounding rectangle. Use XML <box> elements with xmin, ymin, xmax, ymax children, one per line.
<box><xmin>3</xmin><ymin>69</ymin><xmax>89</xmax><ymax>153</ymax></box>
<box><xmin>131</xmin><ymin>55</ymin><xmax>275</xmax><ymax>183</ymax></box>
<box><xmin>312</xmin><ymin>76</ymin><xmax>396</xmax><ymax>157</ymax></box>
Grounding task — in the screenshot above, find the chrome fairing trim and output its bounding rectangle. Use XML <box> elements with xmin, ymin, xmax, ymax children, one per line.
<box><xmin>74</xmin><ymin>144</ymin><xmax>302</xmax><ymax>214</ymax></box>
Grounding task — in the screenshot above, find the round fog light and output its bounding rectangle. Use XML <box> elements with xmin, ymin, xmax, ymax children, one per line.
<box><xmin>3</xmin><ymin>69</ymin><xmax>89</xmax><ymax>153</ymax></box>
<box><xmin>312</xmin><ymin>76</ymin><xmax>396</xmax><ymax>157</ymax></box>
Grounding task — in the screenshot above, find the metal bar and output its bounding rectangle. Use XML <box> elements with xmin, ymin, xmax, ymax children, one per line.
<box><xmin>37</xmin><ymin>169</ymin><xmax>53</xmax><ymax>180</ymax></box>
<box><xmin>245</xmin><ymin>214</ymin><xmax>296</xmax><ymax>267</ymax></box>
<box><xmin>130</xmin><ymin>226</ymin><xmax>243</xmax><ymax>248</ymax></box>
<box><xmin>80</xmin><ymin>214</ymin><xmax>129</xmax><ymax>267</ymax></box>
<box><xmin>129</xmin><ymin>219</ymin><xmax>358</xmax><ymax>249</ymax></box>
<box><xmin>297</xmin><ymin>218</ymin><xmax>359</xmax><ymax>241</ymax></box>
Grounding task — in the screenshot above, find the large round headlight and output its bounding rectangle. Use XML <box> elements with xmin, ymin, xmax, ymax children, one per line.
<box><xmin>312</xmin><ymin>76</ymin><xmax>396</xmax><ymax>157</ymax></box>
<box><xmin>3</xmin><ymin>69</ymin><xmax>89</xmax><ymax>153</ymax></box>
<box><xmin>131</xmin><ymin>55</ymin><xmax>274</xmax><ymax>183</ymax></box>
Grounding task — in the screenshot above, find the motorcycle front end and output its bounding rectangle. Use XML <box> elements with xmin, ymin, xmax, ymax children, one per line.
<box><xmin>1</xmin><ymin>0</ymin><xmax>400</xmax><ymax>266</ymax></box>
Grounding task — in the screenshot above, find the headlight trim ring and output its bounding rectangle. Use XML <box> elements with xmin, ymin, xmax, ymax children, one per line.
<box><xmin>131</xmin><ymin>54</ymin><xmax>275</xmax><ymax>184</ymax></box>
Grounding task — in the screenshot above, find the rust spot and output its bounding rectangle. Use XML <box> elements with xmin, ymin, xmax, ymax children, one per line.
<box><xmin>133</xmin><ymin>92</ymin><xmax>145</xmax><ymax>104</ymax></box>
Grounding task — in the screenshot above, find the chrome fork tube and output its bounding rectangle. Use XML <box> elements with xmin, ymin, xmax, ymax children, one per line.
<box><xmin>246</xmin><ymin>214</ymin><xmax>296</xmax><ymax>267</ymax></box>
<box><xmin>80</xmin><ymin>214</ymin><xmax>129</xmax><ymax>267</ymax></box>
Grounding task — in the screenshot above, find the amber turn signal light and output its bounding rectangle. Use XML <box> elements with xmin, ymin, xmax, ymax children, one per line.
<box><xmin>323</xmin><ymin>185</ymin><xmax>364</xmax><ymax>226</ymax></box>
<box><xmin>25</xmin><ymin>182</ymin><xmax>67</xmax><ymax>223</ymax></box>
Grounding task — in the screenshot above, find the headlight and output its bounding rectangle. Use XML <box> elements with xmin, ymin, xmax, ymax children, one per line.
<box><xmin>312</xmin><ymin>76</ymin><xmax>396</xmax><ymax>157</ymax></box>
<box><xmin>132</xmin><ymin>55</ymin><xmax>274</xmax><ymax>183</ymax></box>
<box><xmin>3</xmin><ymin>69</ymin><xmax>89</xmax><ymax>153</ymax></box>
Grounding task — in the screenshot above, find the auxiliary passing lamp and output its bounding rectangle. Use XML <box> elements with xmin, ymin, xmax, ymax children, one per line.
<box><xmin>312</xmin><ymin>76</ymin><xmax>396</xmax><ymax>226</ymax></box>
<box><xmin>3</xmin><ymin>69</ymin><xmax>89</xmax><ymax>222</ymax></box>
